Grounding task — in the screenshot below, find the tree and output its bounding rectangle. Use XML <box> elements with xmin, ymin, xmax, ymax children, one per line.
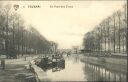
<box><xmin>0</xmin><ymin>3</ymin><xmax>55</xmax><ymax>58</ymax></box>
<box><xmin>83</xmin><ymin>4</ymin><xmax>127</xmax><ymax>56</ymax></box>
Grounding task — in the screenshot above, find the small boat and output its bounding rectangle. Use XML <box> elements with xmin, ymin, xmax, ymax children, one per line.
<box><xmin>35</xmin><ymin>54</ymin><xmax>65</xmax><ymax>71</ymax></box>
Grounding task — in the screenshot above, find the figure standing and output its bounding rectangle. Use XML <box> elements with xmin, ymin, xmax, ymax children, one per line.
<box><xmin>1</xmin><ymin>59</ymin><xmax>5</xmax><ymax>70</ymax></box>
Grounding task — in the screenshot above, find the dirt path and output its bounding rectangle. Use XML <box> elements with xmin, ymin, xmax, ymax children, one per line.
<box><xmin>0</xmin><ymin>56</ymin><xmax>37</xmax><ymax>82</ymax></box>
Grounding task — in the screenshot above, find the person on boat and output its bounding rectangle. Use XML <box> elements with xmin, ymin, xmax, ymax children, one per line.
<box><xmin>67</xmin><ymin>52</ymin><xmax>71</xmax><ymax>56</ymax></box>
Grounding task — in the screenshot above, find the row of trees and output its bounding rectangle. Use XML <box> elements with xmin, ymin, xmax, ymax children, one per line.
<box><xmin>0</xmin><ymin>4</ymin><xmax>55</xmax><ymax>58</ymax></box>
<box><xmin>83</xmin><ymin>4</ymin><xmax>127</xmax><ymax>54</ymax></box>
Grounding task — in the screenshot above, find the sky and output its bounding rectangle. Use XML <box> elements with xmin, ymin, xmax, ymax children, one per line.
<box><xmin>3</xmin><ymin>1</ymin><xmax>126</xmax><ymax>49</ymax></box>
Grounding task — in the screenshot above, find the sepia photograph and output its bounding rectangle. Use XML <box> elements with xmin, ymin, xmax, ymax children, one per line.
<box><xmin>0</xmin><ymin>0</ymin><xmax>127</xmax><ymax>82</ymax></box>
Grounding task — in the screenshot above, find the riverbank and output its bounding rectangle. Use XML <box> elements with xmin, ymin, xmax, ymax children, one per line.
<box><xmin>0</xmin><ymin>56</ymin><xmax>38</xmax><ymax>82</ymax></box>
<box><xmin>80</xmin><ymin>54</ymin><xmax>127</xmax><ymax>74</ymax></box>
<box><xmin>30</xmin><ymin>59</ymin><xmax>50</xmax><ymax>82</ymax></box>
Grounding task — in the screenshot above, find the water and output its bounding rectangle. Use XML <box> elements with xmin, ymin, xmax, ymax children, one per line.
<box><xmin>40</xmin><ymin>54</ymin><xmax>127</xmax><ymax>81</ymax></box>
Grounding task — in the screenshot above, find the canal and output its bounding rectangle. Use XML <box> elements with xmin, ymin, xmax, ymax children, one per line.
<box><xmin>40</xmin><ymin>54</ymin><xmax>127</xmax><ymax>81</ymax></box>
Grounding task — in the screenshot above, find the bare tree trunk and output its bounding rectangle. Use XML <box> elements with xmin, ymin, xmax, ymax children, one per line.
<box><xmin>12</xmin><ymin>20</ymin><xmax>15</xmax><ymax>48</ymax></box>
<box><xmin>124</xmin><ymin>4</ymin><xmax>127</xmax><ymax>54</ymax></box>
<box><xmin>17</xmin><ymin>17</ymin><xmax>20</xmax><ymax>57</ymax></box>
<box><xmin>107</xmin><ymin>19</ymin><xmax>110</xmax><ymax>52</ymax></box>
<box><xmin>117</xmin><ymin>12</ymin><xmax>121</xmax><ymax>53</ymax></box>
<box><xmin>12</xmin><ymin>19</ymin><xmax>16</xmax><ymax>58</ymax></box>
<box><xmin>21</xmin><ymin>31</ymin><xmax>23</xmax><ymax>56</ymax></box>
<box><xmin>5</xmin><ymin>13</ymin><xmax>9</xmax><ymax>57</ymax></box>
<box><xmin>100</xmin><ymin>26</ymin><xmax>103</xmax><ymax>54</ymax></box>
<box><xmin>119</xmin><ymin>20</ymin><xmax>121</xmax><ymax>53</ymax></box>
<box><xmin>105</xmin><ymin>29</ymin><xmax>107</xmax><ymax>53</ymax></box>
<box><xmin>113</xmin><ymin>15</ymin><xmax>116</xmax><ymax>53</ymax></box>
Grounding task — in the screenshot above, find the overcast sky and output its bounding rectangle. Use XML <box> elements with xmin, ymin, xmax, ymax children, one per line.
<box><xmin>4</xmin><ymin>1</ymin><xmax>126</xmax><ymax>49</ymax></box>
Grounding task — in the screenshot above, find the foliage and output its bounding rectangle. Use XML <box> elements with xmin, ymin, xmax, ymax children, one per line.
<box><xmin>83</xmin><ymin>4</ymin><xmax>127</xmax><ymax>54</ymax></box>
<box><xmin>0</xmin><ymin>4</ymin><xmax>56</xmax><ymax>58</ymax></box>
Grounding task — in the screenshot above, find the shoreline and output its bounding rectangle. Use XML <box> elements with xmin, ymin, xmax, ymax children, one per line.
<box><xmin>80</xmin><ymin>55</ymin><xmax>127</xmax><ymax>74</ymax></box>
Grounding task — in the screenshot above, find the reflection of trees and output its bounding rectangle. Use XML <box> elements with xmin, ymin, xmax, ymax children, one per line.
<box><xmin>83</xmin><ymin>62</ymin><xmax>126</xmax><ymax>81</ymax></box>
<box><xmin>83</xmin><ymin>4</ymin><xmax>127</xmax><ymax>54</ymax></box>
<box><xmin>0</xmin><ymin>4</ymin><xmax>54</xmax><ymax>58</ymax></box>
<box><xmin>73</xmin><ymin>54</ymin><xmax>79</xmax><ymax>63</ymax></box>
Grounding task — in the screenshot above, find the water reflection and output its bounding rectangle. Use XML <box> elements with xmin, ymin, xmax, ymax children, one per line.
<box><xmin>45</xmin><ymin>55</ymin><xmax>86</xmax><ymax>81</ymax></box>
<box><xmin>83</xmin><ymin>62</ymin><xmax>127</xmax><ymax>81</ymax></box>
<box><xmin>82</xmin><ymin>58</ymin><xmax>127</xmax><ymax>82</ymax></box>
<box><xmin>40</xmin><ymin>54</ymin><xmax>127</xmax><ymax>81</ymax></box>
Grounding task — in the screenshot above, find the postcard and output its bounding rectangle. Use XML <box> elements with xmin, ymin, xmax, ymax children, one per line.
<box><xmin>0</xmin><ymin>0</ymin><xmax>127</xmax><ymax>82</ymax></box>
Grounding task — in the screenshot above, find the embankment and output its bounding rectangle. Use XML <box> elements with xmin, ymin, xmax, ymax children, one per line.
<box><xmin>80</xmin><ymin>55</ymin><xmax>127</xmax><ymax>74</ymax></box>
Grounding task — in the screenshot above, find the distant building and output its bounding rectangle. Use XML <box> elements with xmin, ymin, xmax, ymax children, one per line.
<box><xmin>72</xmin><ymin>46</ymin><xmax>79</xmax><ymax>54</ymax></box>
<box><xmin>58</xmin><ymin>49</ymin><xmax>72</xmax><ymax>54</ymax></box>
